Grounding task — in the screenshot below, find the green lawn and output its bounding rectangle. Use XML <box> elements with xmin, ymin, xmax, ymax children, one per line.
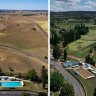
<box><xmin>68</xmin><ymin>24</ymin><xmax>96</xmax><ymax>59</ymax></box>
<box><xmin>70</xmin><ymin>69</ymin><xmax>96</xmax><ymax>96</ymax></box>
<box><xmin>37</xmin><ymin>21</ymin><xmax>48</xmax><ymax>32</ymax></box>
<box><xmin>17</xmin><ymin>81</ymin><xmax>47</xmax><ymax>92</ymax></box>
<box><xmin>54</xmin><ymin>92</ymin><xmax>59</xmax><ymax>96</ymax></box>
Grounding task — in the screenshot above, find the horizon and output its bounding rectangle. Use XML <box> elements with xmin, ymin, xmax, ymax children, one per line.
<box><xmin>50</xmin><ymin>10</ymin><xmax>96</xmax><ymax>12</ymax></box>
<box><xmin>0</xmin><ymin>9</ymin><xmax>48</xmax><ymax>11</ymax></box>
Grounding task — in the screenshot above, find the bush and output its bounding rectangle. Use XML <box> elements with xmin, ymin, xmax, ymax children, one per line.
<box><xmin>50</xmin><ymin>72</ymin><xmax>64</xmax><ymax>92</ymax></box>
<box><xmin>44</xmin><ymin>56</ymin><xmax>48</xmax><ymax>59</ymax></box>
<box><xmin>21</xmin><ymin>92</ymin><xmax>30</xmax><ymax>96</ymax></box>
<box><xmin>26</xmin><ymin>69</ymin><xmax>38</xmax><ymax>81</ymax></box>
<box><xmin>59</xmin><ymin>83</ymin><xmax>74</xmax><ymax>96</ymax></box>
<box><xmin>33</xmin><ymin>27</ymin><xmax>36</xmax><ymax>30</ymax></box>
<box><xmin>38</xmin><ymin>92</ymin><xmax>47</xmax><ymax>96</ymax></box>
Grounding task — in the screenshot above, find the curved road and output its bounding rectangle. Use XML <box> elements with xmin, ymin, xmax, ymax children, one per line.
<box><xmin>51</xmin><ymin>59</ymin><xmax>85</xmax><ymax>96</ymax></box>
<box><xmin>0</xmin><ymin>44</ymin><xmax>47</xmax><ymax>63</ymax></box>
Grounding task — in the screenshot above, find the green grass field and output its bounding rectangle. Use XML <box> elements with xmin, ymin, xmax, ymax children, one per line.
<box><xmin>66</xmin><ymin>24</ymin><xmax>96</xmax><ymax>59</ymax></box>
<box><xmin>70</xmin><ymin>69</ymin><xmax>96</xmax><ymax>96</ymax></box>
<box><xmin>37</xmin><ymin>21</ymin><xmax>48</xmax><ymax>32</ymax></box>
<box><xmin>56</xmin><ymin>21</ymin><xmax>96</xmax><ymax>59</ymax></box>
<box><xmin>17</xmin><ymin>81</ymin><xmax>47</xmax><ymax>92</ymax></box>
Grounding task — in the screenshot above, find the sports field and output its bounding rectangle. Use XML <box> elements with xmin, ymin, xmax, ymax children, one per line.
<box><xmin>75</xmin><ymin>67</ymin><xmax>94</xmax><ymax>79</ymax></box>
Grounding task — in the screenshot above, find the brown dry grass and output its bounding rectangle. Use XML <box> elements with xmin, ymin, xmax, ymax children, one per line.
<box><xmin>0</xmin><ymin>14</ymin><xmax>48</xmax><ymax>75</ymax></box>
<box><xmin>0</xmin><ymin>15</ymin><xmax>48</xmax><ymax>57</ymax></box>
<box><xmin>0</xmin><ymin>49</ymin><xmax>47</xmax><ymax>75</ymax></box>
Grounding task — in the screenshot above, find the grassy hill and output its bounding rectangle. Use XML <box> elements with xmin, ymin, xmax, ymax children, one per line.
<box><xmin>0</xmin><ymin>13</ymin><xmax>48</xmax><ymax>75</ymax></box>
<box><xmin>51</xmin><ymin>11</ymin><xmax>96</xmax><ymax>60</ymax></box>
<box><xmin>68</xmin><ymin>24</ymin><xmax>96</xmax><ymax>59</ymax></box>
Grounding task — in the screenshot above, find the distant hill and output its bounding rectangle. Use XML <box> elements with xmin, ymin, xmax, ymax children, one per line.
<box><xmin>51</xmin><ymin>11</ymin><xmax>96</xmax><ymax>20</ymax></box>
<box><xmin>0</xmin><ymin>10</ymin><xmax>48</xmax><ymax>12</ymax></box>
<box><xmin>51</xmin><ymin>11</ymin><xmax>96</xmax><ymax>15</ymax></box>
<box><xmin>0</xmin><ymin>10</ymin><xmax>48</xmax><ymax>15</ymax></box>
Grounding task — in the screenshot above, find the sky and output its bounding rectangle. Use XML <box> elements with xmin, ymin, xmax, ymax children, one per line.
<box><xmin>51</xmin><ymin>0</ymin><xmax>96</xmax><ymax>11</ymax></box>
<box><xmin>0</xmin><ymin>0</ymin><xmax>48</xmax><ymax>10</ymax></box>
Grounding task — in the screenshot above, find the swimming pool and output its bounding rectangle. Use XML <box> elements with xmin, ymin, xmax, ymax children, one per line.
<box><xmin>64</xmin><ymin>61</ymin><xmax>80</xmax><ymax>67</ymax></box>
<box><xmin>0</xmin><ymin>81</ymin><xmax>23</xmax><ymax>87</ymax></box>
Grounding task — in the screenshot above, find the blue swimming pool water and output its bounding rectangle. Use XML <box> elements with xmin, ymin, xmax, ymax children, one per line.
<box><xmin>0</xmin><ymin>81</ymin><xmax>22</xmax><ymax>87</ymax></box>
<box><xmin>64</xmin><ymin>61</ymin><xmax>80</xmax><ymax>67</ymax></box>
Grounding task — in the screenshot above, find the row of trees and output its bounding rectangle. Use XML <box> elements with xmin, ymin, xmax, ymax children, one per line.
<box><xmin>85</xmin><ymin>48</ymin><xmax>95</xmax><ymax>66</ymax></box>
<box><xmin>51</xmin><ymin>23</ymin><xmax>89</xmax><ymax>47</ymax></box>
<box><xmin>53</xmin><ymin>45</ymin><xmax>68</xmax><ymax>61</ymax></box>
<box><xmin>50</xmin><ymin>71</ymin><xmax>74</xmax><ymax>96</ymax></box>
<box><xmin>26</xmin><ymin>65</ymin><xmax>48</xmax><ymax>89</ymax></box>
<box><xmin>85</xmin><ymin>55</ymin><xmax>95</xmax><ymax>66</ymax></box>
<box><xmin>0</xmin><ymin>66</ymin><xmax>48</xmax><ymax>89</ymax></box>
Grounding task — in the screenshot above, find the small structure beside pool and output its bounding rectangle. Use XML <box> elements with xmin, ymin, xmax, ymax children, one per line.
<box><xmin>63</xmin><ymin>61</ymin><xmax>96</xmax><ymax>79</ymax></box>
<box><xmin>63</xmin><ymin>61</ymin><xmax>80</xmax><ymax>68</ymax></box>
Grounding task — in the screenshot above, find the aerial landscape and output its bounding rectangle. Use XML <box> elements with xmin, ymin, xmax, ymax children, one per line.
<box><xmin>50</xmin><ymin>0</ymin><xmax>96</xmax><ymax>96</ymax></box>
<box><xmin>0</xmin><ymin>0</ymin><xmax>48</xmax><ymax>96</ymax></box>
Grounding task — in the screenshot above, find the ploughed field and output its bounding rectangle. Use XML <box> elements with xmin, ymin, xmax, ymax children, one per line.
<box><xmin>0</xmin><ymin>13</ymin><xmax>48</xmax><ymax>75</ymax></box>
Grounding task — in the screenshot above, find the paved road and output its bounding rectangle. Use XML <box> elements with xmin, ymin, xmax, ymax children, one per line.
<box><xmin>0</xmin><ymin>44</ymin><xmax>47</xmax><ymax>64</ymax></box>
<box><xmin>51</xmin><ymin>60</ymin><xmax>85</xmax><ymax>96</ymax></box>
<box><xmin>0</xmin><ymin>91</ymin><xmax>38</xmax><ymax>96</ymax></box>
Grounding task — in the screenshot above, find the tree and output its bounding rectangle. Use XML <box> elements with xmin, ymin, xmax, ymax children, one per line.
<box><xmin>53</xmin><ymin>45</ymin><xmax>61</xmax><ymax>60</ymax></box>
<box><xmin>89</xmin><ymin>48</ymin><xmax>93</xmax><ymax>53</ymax></box>
<box><xmin>93</xmin><ymin>88</ymin><xmax>96</xmax><ymax>96</ymax></box>
<box><xmin>0</xmin><ymin>68</ymin><xmax>3</xmax><ymax>75</ymax></box>
<box><xmin>94</xmin><ymin>19</ymin><xmax>96</xmax><ymax>25</ymax></box>
<box><xmin>85</xmin><ymin>55</ymin><xmax>95</xmax><ymax>66</ymax></box>
<box><xmin>53</xmin><ymin>32</ymin><xmax>59</xmax><ymax>46</ymax></box>
<box><xmin>59</xmin><ymin>83</ymin><xmax>74</xmax><ymax>96</ymax></box>
<box><xmin>64</xmin><ymin>49</ymin><xmax>68</xmax><ymax>61</ymax></box>
<box><xmin>17</xmin><ymin>73</ymin><xmax>22</xmax><ymax>78</ymax></box>
<box><xmin>26</xmin><ymin>69</ymin><xmax>38</xmax><ymax>81</ymax></box>
<box><xmin>91</xmin><ymin>60</ymin><xmax>95</xmax><ymax>66</ymax></box>
<box><xmin>41</xmin><ymin>66</ymin><xmax>48</xmax><ymax>89</ymax></box>
<box><xmin>50</xmin><ymin>72</ymin><xmax>64</xmax><ymax>92</ymax></box>
<box><xmin>38</xmin><ymin>92</ymin><xmax>47</xmax><ymax>96</ymax></box>
<box><xmin>51</xmin><ymin>20</ymin><xmax>55</xmax><ymax>28</ymax></box>
<box><xmin>21</xmin><ymin>92</ymin><xmax>30</xmax><ymax>96</ymax></box>
<box><xmin>85</xmin><ymin>55</ymin><xmax>90</xmax><ymax>63</ymax></box>
<box><xmin>9</xmin><ymin>67</ymin><xmax>14</xmax><ymax>76</ymax></box>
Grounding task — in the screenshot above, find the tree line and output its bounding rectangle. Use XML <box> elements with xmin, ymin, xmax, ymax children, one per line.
<box><xmin>51</xmin><ymin>23</ymin><xmax>89</xmax><ymax>47</ymax></box>
<box><xmin>50</xmin><ymin>71</ymin><xmax>74</xmax><ymax>96</ymax></box>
